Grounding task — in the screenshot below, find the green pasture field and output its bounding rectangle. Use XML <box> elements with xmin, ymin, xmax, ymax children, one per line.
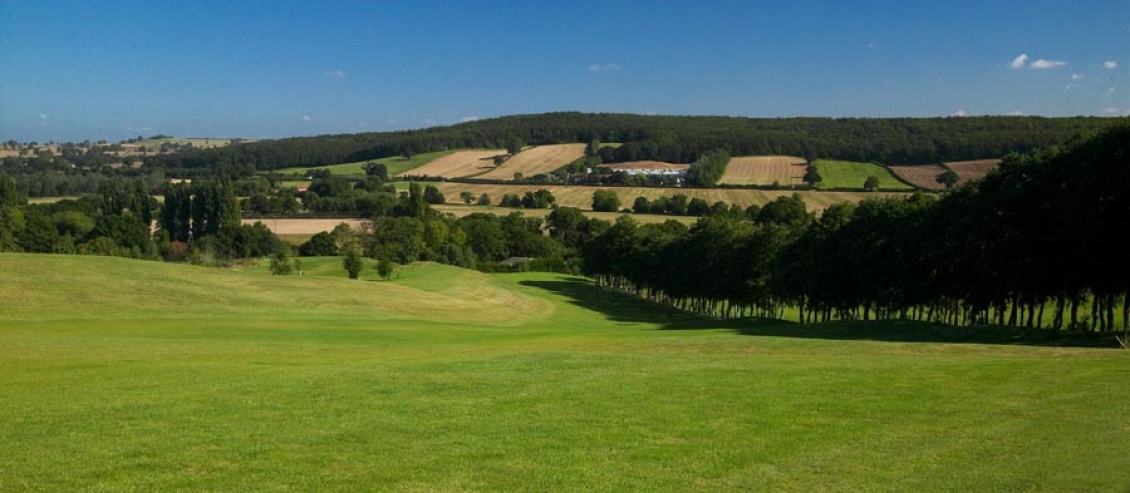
<box><xmin>266</xmin><ymin>151</ymin><xmax>455</xmax><ymax>177</ymax></box>
<box><xmin>1</xmin><ymin>254</ymin><xmax>1127</xmax><ymax>491</ymax></box>
<box><xmin>813</xmin><ymin>160</ymin><xmax>913</xmax><ymax>190</ymax></box>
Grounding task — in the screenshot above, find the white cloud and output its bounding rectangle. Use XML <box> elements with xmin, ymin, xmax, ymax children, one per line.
<box><xmin>1064</xmin><ymin>84</ymin><xmax>1081</xmax><ymax>92</ymax></box>
<box><xmin>301</xmin><ymin>115</ymin><xmax>311</xmax><ymax>122</ymax></box>
<box><xmin>1029</xmin><ymin>59</ymin><xmax>1067</xmax><ymax>69</ymax></box>
<box><xmin>1009</xmin><ymin>54</ymin><xmax>1029</xmax><ymax>69</ymax></box>
<box><xmin>1005</xmin><ymin>110</ymin><xmax>1025</xmax><ymax>116</ymax></box>
<box><xmin>323</xmin><ymin>69</ymin><xmax>346</xmax><ymax>79</ymax></box>
<box><xmin>951</xmin><ymin>110</ymin><xmax>967</xmax><ymax>117</ymax></box>
<box><xmin>460</xmin><ymin>116</ymin><xmax>479</xmax><ymax>123</ymax></box>
<box><xmin>1071</xmin><ymin>73</ymin><xmax>1085</xmax><ymax>80</ymax></box>
<box><xmin>1104</xmin><ymin>107</ymin><xmax>1122</xmax><ymax>115</ymax></box>
<box><xmin>1104</xmin><ymin>61</ymin><xmax>1117</xmax><ymax>69</ymax></box>
<box><xmin>588</xmin><ymin>63</ymin><xmax>622</xmax><ymax>72</ymax></box>
<box><xmin>867</xmin><ymin>42</ymin><xmax>879</xmax><ymax>49</ymax></box>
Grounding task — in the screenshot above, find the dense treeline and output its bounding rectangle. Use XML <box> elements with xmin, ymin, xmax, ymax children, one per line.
<box><xmin>0</xmin><ymin>172</ymin><xmax>284</xmax><ymax>263</ymax></box>
<box><xmin>580</xmin><ymin>122</ymin><xmax>1130</xmax><ymax>335</ymax></box>
<box><xmin>142</xmin><ymin>113</ymin><xmax>1113</xmax><ymax>175</ymax></box>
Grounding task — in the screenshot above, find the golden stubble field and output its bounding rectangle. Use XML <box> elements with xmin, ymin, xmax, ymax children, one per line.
<box><xmin>432</xmin><ymin>183</ymin><xmax>906</xmax><ymax>212</ymax></box>
<box><xmin>397</xmin><ymin>149</ymin><xmax>506</xmax><ymax>178</ymax></box>
<box><xmin>476</xmin><ymin>144</ymin><xmax>586</xmax><ymax>180</ymax></box>
<box><xmin>718</xmin><ymin>156</ymin><xmax>808</xmax><ymax>186</ymax></box>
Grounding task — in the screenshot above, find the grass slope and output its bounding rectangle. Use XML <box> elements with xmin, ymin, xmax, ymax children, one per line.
<box><xmin>1</xmin><ymin>254</ymin><xmax>1128</xmax><ymax>491</ymax></box>
<box><xmin>814</xmin><ymin>160</ymin><xmax>913</xmax><ymax>190</ymax></box>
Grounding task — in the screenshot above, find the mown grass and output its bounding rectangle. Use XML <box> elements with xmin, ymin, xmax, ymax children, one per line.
<box><xmin>813</xmin><ymin>160</ymin><xmax>913</xmax><ymax>190</ymax></box>
<box><xmin>266</xmin><ymin>151</ymin><xmax>454</xmax><ymax>177</ymax></box>
<box><xmin>1</xmin><ymin>254</ymin><xmax>1127</xmax><ymax>491</ymax></box>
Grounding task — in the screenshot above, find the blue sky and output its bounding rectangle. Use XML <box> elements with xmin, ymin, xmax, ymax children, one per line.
<box><xmin>2</xmin><ymin>0</ymin><xmax>1127</xmax><ymax>142</ymax></box>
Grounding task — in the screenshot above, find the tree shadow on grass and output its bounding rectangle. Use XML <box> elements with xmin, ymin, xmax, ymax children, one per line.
<box><xmin>520</xmin><ymin>278</ymin><xmax>1120</xmax><ymax>348</ymax></box>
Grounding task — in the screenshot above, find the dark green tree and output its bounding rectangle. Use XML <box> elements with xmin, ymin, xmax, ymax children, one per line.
<box><xmin>343</xmin><ymin>250</ymin><xmax>364</xmax><ymax>279</ymax></box>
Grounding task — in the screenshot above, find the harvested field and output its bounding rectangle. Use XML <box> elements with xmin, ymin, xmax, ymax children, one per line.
<box><xmin>605</xmin><ymin>161</ymin><xmax>690</xmax><ymax>172</ymax></box>
<box><xmin>476</xmin><ymin>144</ymin><xmax>586</xmax><ymax>180</ymax></box>
<box><xmin>432</xmin><ymin>183</ymin><xmax>906</xmax><ymax>213</ymax></box>
<box><xmin>718</xmin><ymin>155</ymin><xmax>807</xmax><ymax>186</ymax></box>
<box><xmin>242</xmin><ymin>218</ymin><xmax>364</xmax><ymax>236</ymax></box>
<box><xmin>889</xmin><ymin>165</ymin><xmax>949</xmax><ymax>190</ymax></box>
<box><xmin>397</xmin><ymin>149</ymin><xmax>506</xmax><ymax>179</ymax></box>
<box><xmin>433</xmin><ymin>204</ymin><xmax>697</xmax><ymax>225</ymax></box>
<box><xmin>946</xmin><ymin>159</ymin><xmax>1000</xmax><ymax>184</ymax></box>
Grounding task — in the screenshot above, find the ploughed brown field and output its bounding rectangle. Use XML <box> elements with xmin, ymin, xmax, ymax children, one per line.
<box><xmin>718</xmin><ymin>156</ymin><xmax>808</xmax><ymax>186</ymax></box>
<box><xmin>397</xmin><ymin>149</ymin><xmax>506</xmax><ymax>179</ymax></box>
<box><xmin>889</xmin><ymin>164</ymin><xmax>949</xmax><ymax>190</ymax></box>
<box><xmin>476</xmin><ymin>144</ymin><xmax>586</xmax><ymax>180</ymax></box>
<box><xmin>946</xmin><ymin>159</ymin><xmax>1000</xmax><ymax>184</ymax></box>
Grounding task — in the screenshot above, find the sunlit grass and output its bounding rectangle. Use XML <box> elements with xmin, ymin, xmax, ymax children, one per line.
<box><xmin>814</xmin><ymin>160</ymin><xmax>913</xmax><ymax>190</ymax></box>
<box><xmin>1</xmin><ymin>254</ymin><xmax>1127</xmax><ymax>491</ymax></box>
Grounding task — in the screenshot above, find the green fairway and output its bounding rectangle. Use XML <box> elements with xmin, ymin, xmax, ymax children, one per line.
<box><xmin>267</xmin><ymin>151</ymin><xmax>455</xmax><ymax>177</ymax></box>
<box><xmin>1</xmin><ymin>254</ymin><xmax>1127</xmax><ymax>491</ymax></box>
<box><xmin>813</xmin><ymin>160</ymin><xmax>913</xmax><ymax>190</ymax></box>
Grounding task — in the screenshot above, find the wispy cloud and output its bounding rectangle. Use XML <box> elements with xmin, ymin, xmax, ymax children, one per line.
<box><xmin>39</xmin><ymin>114</ymin><xmax>49</xmax><ymax>127</ymax></box>
<box><xmin>1064</xmin><ymin>84</ymin><xmax>1081</xmax><ymax>92</ymax></box>
<box><xmin>1004</xmin><ymin>110</ymin><xmax>1025</xmax><ymax>116</ymax></box>
<box><xmin>1104</xmin><ymin>107</ymin><xmax>1123</xmax><ymax>115</ymax></box>
<box><xmin>1071</xmin><ymin>73</ymin><xmax>1085</xmax><ymax>80</ymax></box>
<box><xmin>323</xmin><ymin>69</ymin><xmax>346</xmax><ymax>79</ymax></box>
<box><xmin>1029</xmin><ymin>59</ymin><xmax>1067</xmax><ymax>69</ymax></box>
<box><xmin>951</xmin><ymin>110</ymin><xmax>967</xmax><ymax>117</ymax></box>
<box><xmin>1104</xmin><ymin>61</ymin><xmax>1118</xmax><ymax>69</ymax></box>
<box><xmin>588</xmin><ymin>63</ymin><xmax>622</xmax><ymax>72</ymax></box>
<box><xmin>1009</xmin><ymin>54</ymin><xmax>1067</xmax><ymax>70</ymax></box>
<box><xmin>301</xmin><ymin>115</ymin><xmax>312</xmax><ymax>122</ymax></box>
<box><xmin>460</xmin><ymin>116</ymin><xmax>479</xmax><ymax>123</ymax></box>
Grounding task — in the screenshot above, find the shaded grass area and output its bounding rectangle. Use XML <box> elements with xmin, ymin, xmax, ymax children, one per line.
<box><xmin>522</xmin><ymin>277</ymin><xmax>1121</xmax><ymax>348</ymax></box>
<box><xmin>1</xmin><ymin>256</ymin><xmax>1128</xmax><ymax>491</ymax></box>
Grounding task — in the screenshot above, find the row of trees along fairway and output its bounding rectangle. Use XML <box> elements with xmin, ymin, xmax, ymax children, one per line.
<box><xmin>140</xmin><ymin>113</ymin><xmax>1114</xmax><ymax>175</ymax></box>
<box><xmin>578</xmin><ymin>122</ymin><xmax>1130</xmax><ymax>339</ymax></box>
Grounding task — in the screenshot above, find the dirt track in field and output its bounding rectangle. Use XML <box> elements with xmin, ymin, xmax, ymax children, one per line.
<box><xmin>476</xmin><ymin>144</ymin><xmax>586</xmax><ymax>180</ymax></box>
<box><xmin>718</xmin><ymin>156</ymin><xmax>807</xmax><ymax>186</ymax></box>
<box><xmin>397</xmin><ymin>149</ymin><xmax>506</xmax><ymax>179</ymax></box>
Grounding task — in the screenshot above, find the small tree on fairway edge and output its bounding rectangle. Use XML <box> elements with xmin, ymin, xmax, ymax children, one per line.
<box><xmin>377</xmin><ymin>257</ymin><xmax>394</xmax><ymax>280</ymax></box>
<box><xmin>343</xmin><ymin>250</ymin><xmax>364</xmax><ymax>279</ymax></box>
